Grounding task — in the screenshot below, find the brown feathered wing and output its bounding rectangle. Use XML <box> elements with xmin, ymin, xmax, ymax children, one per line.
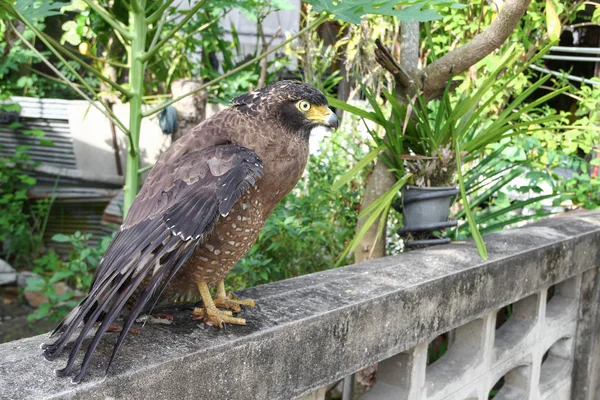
<box><xmin>42</xmin><ymin>144</ymin><xmax>263</xmax><ymax>382</ymax></box>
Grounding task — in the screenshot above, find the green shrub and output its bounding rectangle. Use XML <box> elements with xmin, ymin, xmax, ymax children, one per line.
<box><xmin>25</xmin><ymin>232</ymin><xmax>112</xmax><ymax>321</ymax></box>
<box><xmin>0</xmin><ymin>145</ymin><xmax>39</xmax><ymax>264</ymax></box>
<box><xmin>0</xmin><ymin>105</ymin><xmax>53</xmax><ymax>267</ymax></box>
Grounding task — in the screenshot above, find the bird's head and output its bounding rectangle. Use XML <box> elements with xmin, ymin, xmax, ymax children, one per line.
<box><xmin>231</xmin><ymin>81</ymin><xmax>339</xmax><ymax>140</ymax></box>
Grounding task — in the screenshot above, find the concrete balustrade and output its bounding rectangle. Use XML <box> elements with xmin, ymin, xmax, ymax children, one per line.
<box><xmin>1</xmin><ymin>211</ymin><xmax>599</xmax><ymax>400</ymax></box>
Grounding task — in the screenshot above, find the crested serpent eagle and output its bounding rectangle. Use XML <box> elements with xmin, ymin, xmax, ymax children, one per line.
<box><xmin>42</xmin><ymin>81</ymin><xmax>339</xmax><ymax>382</ymax></box>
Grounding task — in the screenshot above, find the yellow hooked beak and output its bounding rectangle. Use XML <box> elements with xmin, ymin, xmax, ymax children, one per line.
<box><xmin>306</xmin><ymin>105</ymin><xmax>339</xmax><ymax>130</ymax></box>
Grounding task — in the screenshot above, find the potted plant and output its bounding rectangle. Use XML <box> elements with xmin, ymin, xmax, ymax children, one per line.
<box><xmin>331</xmin><ymin>43</ymin><xmax>567</xmax><ymax>261</ymax></box>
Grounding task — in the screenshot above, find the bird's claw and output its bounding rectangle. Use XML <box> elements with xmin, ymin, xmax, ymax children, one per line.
<box><xmin>193</xmin><ymin>281</ymin><xmax>254</xmax><ymax>328</ymax></box>
<box><xmin>214</xmin><ymin>293</ymin><xmax>256</xmax><ymax>312</ymax></box>
<box><xmin>190</xmin><ymin>307</ymin><xmax>246</xmax><ymax>327</ymax></box>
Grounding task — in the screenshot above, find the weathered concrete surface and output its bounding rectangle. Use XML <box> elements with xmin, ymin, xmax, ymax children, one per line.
<box><xmin>572</xmin><ymin>266</ymin><xmax>600</xmax><ymax>400</ymax></box>
<box><xmin>0</xmin><ymin>210</ymin><xmax>599</xmax><ymax>400</ymax></box>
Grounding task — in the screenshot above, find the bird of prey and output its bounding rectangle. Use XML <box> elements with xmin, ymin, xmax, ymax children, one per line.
<box><xmin>42</xmin><ymin>81</ymin><xmax>339</xmax><ymax>382</ymax></box>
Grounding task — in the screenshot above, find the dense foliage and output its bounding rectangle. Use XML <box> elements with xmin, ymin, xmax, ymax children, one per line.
<box><xmin>433</xmin><ymin>1</ymin><xmax>600</xmax><ymax>237</ymax></box>
<box><xmin>0</xmin><ymin>103</ymin><xmax>53</xmax><ymax>268</ymax></box>
<box><xmin>0</xmin><ymin>0</ymin><xmax>293</xmax><ymax>102</ymax></box>
<box><xmin>330</xmin><ymin>0</ymin><xmax>600</xmax><ymax>258</ymax></box>
<box><xmin>24</xmin><ymin>232</ymin><xmax>112</xmax><ymax>321</ymax></box>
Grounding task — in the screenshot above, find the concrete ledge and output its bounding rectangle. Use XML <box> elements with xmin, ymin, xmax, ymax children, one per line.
<box><xmin>1</xmin><ymin>211</ymin><xmax>600</xmax><ymax>400</ymax></box>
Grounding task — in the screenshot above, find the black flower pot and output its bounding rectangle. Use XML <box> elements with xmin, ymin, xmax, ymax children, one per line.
<box><xmin>394</xmin><ymin>185</ymin><xmax>459</xmax><ymax>247</ymax></box>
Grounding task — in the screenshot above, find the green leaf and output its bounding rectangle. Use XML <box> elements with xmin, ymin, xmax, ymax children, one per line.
<box><xmin>52</xmin><ymin>233</ymin><xmax>71</xmax><ymax>242</ymax></box>
<box><xmin>19</xmin><ymin>175</ymin><xmax>36</xmax><ymax>185</ymax></box>
<box><xmin>479</xmin><ymin>212</ymin><xmax>555</xmax><ymax>235</ymax></box>
<box><xmin>55</xmin><ymin>290</ymin><xmax>75</xmax><ymax>302</ymax></box>
<box><xmin>545</xmin><ymin>0</ymin><xmax>561</xmax><ymax>41</ymax></box>
<box><xmin>24</xmin><ymin>276</ymin><xmax>46</xmax><ymax>292</ymax></box>
<box><xmin>327</xmin><ymin>96</ymin><xmax>381</xmax><ymax>124</ymax></box>
<box><xmin>590</xmin><ymin>158</ymin><xmax>600</xmax><ymax>166</ymax></box>
<box><xmin>305</xmin><ymin>0</ymin><xmax>455</xmax><ymax>24</ymax></box>
<box><xmin>79</xmin><ymin>248</ymin><xmax>91</xmax><ymax>261</ymax></box>
<box><xmin>454</xmin><ymin>136</ymin><xmax>487</xmax><ymax>260</ymax></box>
<box><xmin>27</xmin><ymin>303</ymin><xmax>52</xmax><ymax>321</ymax></box>
<box><xmin>332</xmin><ymin>147</ymin><xmax>381</xmax><ymax>191</ymax></box>
<box><xmin>61</xmin><ymin>20</ymin><xmax>81</xmax><ymax>46</ymax></box>
<box><xmin>397</xmin><ymin>4</ymin><xmax>442</xmax><ymax>22</ymax></box>
<box><xmin>48</xmin><ymin>269</ymin><xmax>74</xmax><ymax>284</ymax></box>
<box><xmin>456</xmin><ymin>167</ymin><xmax>525</xmax><ymax>219</ymax></box>
<box><xmin>470</xmin><ymin>194</ymin><xmax>558</xmax><ymax>226</ymax></box>
<box><xmin>22</xmin><ymin>129</ymin><xmax>44</xmax><ymax>137</ymax></box>
<box><xmin>14</xmin><ymin>0</ymin><xmax>70</xmax><ymax>22</ymax></box>
<box><xmin>270</xmin><ymin>0</ymin><xmax>295</xmax><ymax>11</ymax></box>
<box><xmin>356</xmin><ymin>79</ymin><xmax>388</xmax><ymax>124</ymax></box>
<box><xmin>503</xmin><ymin>146</ymin><xmax>527</xmax><ymax>162</ymax></box>
<box><xmin>336</xmin><ymin>173</ymin><xmax>412</xmax><ymax>266</ymax></box>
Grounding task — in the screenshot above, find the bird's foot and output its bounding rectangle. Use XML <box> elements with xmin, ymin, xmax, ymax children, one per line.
<box><xmin>191</xmin><ymin>307</ymin><xmax>247</xmax><ymax>327</ymax></box>
<box><xmin>192</xmin><ymin>280</ymin><xmax>254</xmax><ymax>327</ymax></box>
<box><xmin>213</xmin><ymin>280</ymin><xmax>256</xmax><ymax>312</ymax></box>
<box><xmin>214</xmin><ymin>293</ymin><xmax>256</xmax><ymax>313</ymax></box>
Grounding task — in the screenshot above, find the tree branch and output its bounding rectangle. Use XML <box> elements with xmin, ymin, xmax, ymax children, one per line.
<box><xmin>143</xmin><ymin>14</ymin><xmax>328</xmax><ymax>118</ymax></box>
<box><xmin>420</xmin><ymin>0</ymin><xmax>531</xmax><ymax>99</ymax></box>
<box><xmin>399</xmin><ymin>21</ymin><xmax>420</xmax><ymax>75</ymax></box>
<box><xmin>10</xmin><ymin>22</ymin><xmax>130</xmax><ymax>137</ymax></box>
<box><xmin>81</xmin><ymin>0</ymin><xmax>132</xmax><ymax>40</ymax></box>
<box><xmin>256</xmin><ymin>24</ymin><xmax>281</xmax><ymax>89</ymax></box>
<box><xmin>374</xmin><ymin>39</ymin><xmax>412</xmax><ymax>90</ymax></box>
<box><xmin>41</xmin><ymin>32</ymin><xmax>133</xmax><ymax>98</ymax></box>
<box><xmin>147</xmin><ymin>0</ymin><xmax>176</xmax><ymax>24</ymax></box>
<box><xmin>142</xmin><ymin>0</ymin><xmax>208</xmax><ymax>62</ymax></box>
<box><xmin>373</xmin><ymin>21</ymin><xmax>420</xmax><ymax>100</ymax></box>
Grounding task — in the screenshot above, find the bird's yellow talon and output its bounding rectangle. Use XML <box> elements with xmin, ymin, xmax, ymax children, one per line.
<box><xmin>194</xmin><ymin>280</ymin><xmax>252</xmax><ymax>327</ymax></box>
<box><xmin>191</xmin><ymin>307</ymin><xmax>246</xmax><ymax>327</ymax></box>
<box><xmin>214</xmin><ymin>296</ymin><xmax>256</xmax><ymax>312</ymax></box>
<box><xmin>191</xmin><ymin>308</ymin><xmax>233</xmax><ymax>318</ymax></box>
<box><xmin>213</xmin><ymin>280</ymin><xmax>256</xmax><ymax>312</ymax></box>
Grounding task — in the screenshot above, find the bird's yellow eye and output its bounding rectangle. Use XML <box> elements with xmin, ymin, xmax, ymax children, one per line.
<box><xmin>297</xmin><ymin>100</ymin><xmax>311</xmax><ymax>112</ymax></box>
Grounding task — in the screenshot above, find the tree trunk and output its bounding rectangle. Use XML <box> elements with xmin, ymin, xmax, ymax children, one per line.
<box><xmin>352</xmin><ymin>21</ymin><xmax>420</xmax><ymax>264</ymax></box>
<box><xmin>353</xmin><ymin>161</ymin><xmax>397</xmax><ymax>263</ymax></box>
<box><xmin>350</xmin><ymin>20</ymin><xmax>421</xmax><ymax>399</ymax></box>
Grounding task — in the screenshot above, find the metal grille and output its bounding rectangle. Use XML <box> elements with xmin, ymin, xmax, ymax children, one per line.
<box><xmin>9</xmin><ymin>96</ymin><xmax>75</xmax><ymax>120</ymax></box>
<box><xmin>43</xmin><ymin>197</ymin><xmax>117</xmax><ymax>255</ymax></box>
<box><xmin>0</xmin><ymin>97</ymin><xmax>78</xmax><ymax>169</ymax></box>
<box><xmin>1</xmin><ymin>97</ymin><xmax>121</xmax><ymax>256</ymax></box>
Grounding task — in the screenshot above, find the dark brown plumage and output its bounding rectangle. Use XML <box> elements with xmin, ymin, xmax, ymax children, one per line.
<box><xmin>42</xmin><ymin>81</ymin><xmax>338</xmax><ymax>382</ymax></box>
